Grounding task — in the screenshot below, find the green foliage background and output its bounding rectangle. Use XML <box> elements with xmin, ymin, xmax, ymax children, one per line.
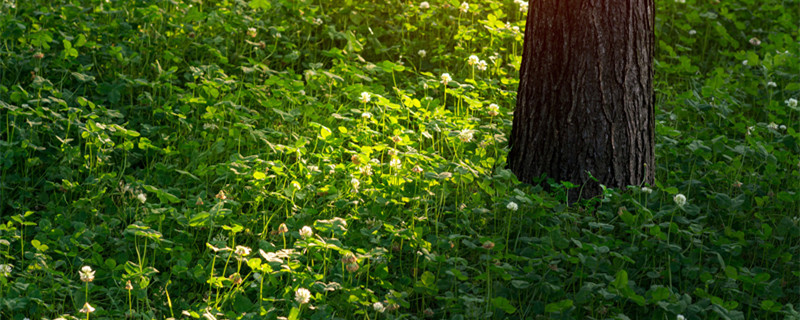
<box><xmin>0</xmin><ymin>0</ymin><xmax>798</xmax><ymax>319</ymax></box>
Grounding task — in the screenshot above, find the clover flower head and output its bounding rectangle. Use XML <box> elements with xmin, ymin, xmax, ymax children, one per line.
<box><xmin>374</xmin><ymin>302</ymin><xmax>386</xmax><ymax>313</ymax></box>
<box><xmin>0</xmin><ymin>264</ymin><xmax>11</xmax><ymax>276</ymax></box>
<box><xmin>459</xmin><ymin>2</ymin><xmax>469</xmax><ymax>13</ymax></box>
<box><xmin>299</xmin><ymin>226</ymin><xmax>314</xmax><ymax>238</ymax></box>
<box><xmin>440</xmin><ymin>73</ymin><xmax>452</xmax><ymax>85</ymax></box>
<box><xmin>674</xmin><ymin>194</ymin><xmax>687</xmax><ymax>207</ymax></box>
<box><xmin>235</xmin><ymin>245</ymin><xmax>251</xmax><ymax>257</ymax></box>
<box><xmin>749</xmin><ymin>37</ymin><xmax>761</xmax><ymax>46</ymax></box>
<box><xmin>295</xmin><ymin>288</ymin><xmax>311</xmax><ymax>304</ymax></box>
<box><xmin>641</xmin><ymin>187</ymin><xmax>653</xmax><ymax>194</ymax></box>
<box><xmin>786</xmin><ymin>98</ymin><xmax>798</xmax><ymax>108</ymax></box>
<box><xmin>360</xmin><ymin>92</ymin><xmax>371</xmax><ymax>103</ymax></box>
<box><xmin>350</xmin><ymin>178</ymin><xmax>360</xmax><ymax>190</ymax></box>
<box><xmin>418</xmin><ymin>49</ymin><xmax>426</xmax><ymax>57</ymax></box>
<box><xmin>80</xmin><ymin>302</ymin><xmax>96</xmax><ymax>314</ymax></box>
<box><xmin>419</xmin><ymin>1</ymin><xmax>429</xmax><ymax>9</ymax></box>
<box><xmin>767</xmin><ymin>81</ymin><xmax>777</xmax><ymax>87</ymax></box>
<box><xmin>506</xmin><ymin>202</ymin><xmax>519</xmax><ymax>211</ymax></box>
<box><xmin>477</xmin><ymin>60</ymin><xmax>488</xmax><ymax>71</ymax></box>
<box><xmin>768</xmin><ymin>122</ymin><xmax>778</xmax><ymax>130</ymax></box>
<box><xmin>247</xmin><ymin>27</ymin><xmax>257</xmax><ymax>38</ymax></box>
<box><xmin>80</xmin><ymin>265</ymin><xmax>95</xmax><ymax>282</ymax></box>
<box><xmin>676</xmin><ymin>315</ymin><xmax>686</xmax><ymax>320</ymax></box>
<box><xmin>136</xmin><ymin>192</ymin><xmax>147</xmax><ymax>204</ymax></box>
<box><xmin>468</xmin><ymin>55</ymin><xmax>479</xmax><ymax>66</ymax></box>
<box><xmin>390</xmin><ymin>158</ymin><xmax>402</xmax><ymax>169</ymax></box>
<box><xmin>362</xmin><ymin>112</ymin><xmax>372</xmax><ymax>119</ymax></box>
<box><xmin>458</xmin><ymin>129</ymin><xmax>474</xmax><ymax>143</ymax></box>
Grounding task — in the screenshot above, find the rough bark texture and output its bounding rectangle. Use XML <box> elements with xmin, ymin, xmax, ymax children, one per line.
<box><xmin>508</xmin><ymin>0</ymin><xmax>655</xmax><ymax>199</ymax></box>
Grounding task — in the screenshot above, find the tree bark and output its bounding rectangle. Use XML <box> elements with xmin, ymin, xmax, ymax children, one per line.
<box><xmin>508</xmin><ymin>0</ymin><xmax>655</xmax><ymax>199</ymax></box>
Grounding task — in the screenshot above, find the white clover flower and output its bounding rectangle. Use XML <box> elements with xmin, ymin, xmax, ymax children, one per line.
<box><xmin>468</xmin><ymin>55</ymin><xmax>479</xmax><ymax>66</ymax></box>
<box><xmin>519</xmin><ymin>1</ymin><xmax>528</xmax><ymax>12</ymax></box>
<box><xmin>506</xmin><ymin>202</ymin><xmax>519</xmax><ymax>211</ymax></box>
<box><xmin>0</xmin><ymin>264</ymin><xmax>11</xmax><ymax>276</ymax></box>
<box><xmin>360</xmin><ymin>92</ymin><xmax>371</xmax><ymax>103</ymax></box>
<box><xmin>361</xmin><ymin>112</ymin><xmax>372</xmax><ymax>119</ymax></box>
<box><xmin>80</xmin><ymin>302</ymin><xmax>96</xmax><ymax>313</ymax></box>
<box><xmin>477</xmin><ymin>60</ymin><xmax>488</xmax><ymax>71</ymax></box>
<box><xmin>295</xmin><ymin>288</ymin><xmax>311</xmax><ymax>304</ymax></box>
<box><xmin>136</xmin><ymin>192</ymin><xmax>147</xmax><ymax>204</ymax></box>
<box><xmin>768</xmin><ymin>122</ymin><xmax>779</xmax><ymax>130</ymax></box>
<box><xmin>389</xmin><ymin>158</ymin><xmax>402</xmax><ymax>169</ymax></box>
<box><xmin>234</xmin><ymin>245</ymin><xmax>251</xmax><ymax>257</ymax></box>
<box><xmin>747</xmin><ymin>126</ymin><xmax>754</xmax><ymax>135</ymax></box>
<box><xmin>275</xmin><ymin>32</ymin><xmax>281</xmax><ymax>39</ymax></box>
<box><xmin>247</xmin><ymin>27</ymin><xmax>257</xmax><ymax>38</ymax></box>
<box><xmin>299</xmin><ymin>226</ymin><xmax>314</xmax><ymax>238</ymax></box>
<box><xmin>458</xmin><ymin>129</ymin><xmax>474</xmax><ymax>143</ymax></box>
<box><xmin>767</xmin><ymin>81</ymin><xmax>777</xmax><ymax>87</ymax></box>
<box><xmin>676</xmin><ymin>315</ymin><xmax>685</xmax><ymax>320</ymax></box>
<box><xmin>412</xmin><ymin>166</ymin><xmax>423</xmax><ymax>173</ymax></box>
<box><xmin>749</xmin><ymin>37</ymin><xmax>761</xmax><ymax>46</ymax></box>
<box><xmin>742</xmin><ymin>60</ymin><xmax>748</xmax><ymax>66</ymax></box>
<box><xmin>786</xmin><ymin>98</ymin><xmax>798</xmax><ymax>108</ymax></box>
<box><xmin>351</xmin><ymin>178</ymin><xmax>360</xmax><ymax>190</ymax></box>
<box><xmin>373</xmin><ymin>302</ymin><xmax>386</xmax><ymax>313</ymax></box>
<box><xmin>675</xmin><ymin>0</ymin><xmax>685</xmax><ymax>3</ymax></box>
<box><xmin>440</xmin><ymin>73</ymin><xmax>452</xmax><ymax>86</ymax></box>
<box><xmin>688</xmin><ymin>29</ymin><xmax>697</xmax><ymax>35</ymax></box>
<box><xmin>488</xmin><ymin>103</ymin><xmax>500</xmax><ymax>116</ymax></box>
<box><xmin>418</xmin><ymin>49</ymin><xmax>426</xmax><ymax>57</ymax></box>
<box><xmin>419</xmin><ymin>1</ymin><xmax>429</xmax><ymax>9</ymax></box>
<box><xmin>313</xmin><ymin>18</ymin><xmax>323</xmax><ymax>25</ymax></box>
<box><xmin>674</xmin><ymin>194</ymin><xmax>687</xmax><ymax>207</ymax></box>
<box><xmin>80</xmin><ymin>266</ymin><xmax>95</xmax><ymax>282</ymax></box>
<box><xmin>459</xmin><ymin>2</ymin><xmax>469</xmax><ymax>13</ymax></box>
<box><xmin>779</xmin><ymin>125</ymin><xmax>786</xmax><ymax>130</ymax></box>
<box><xmin>641</xmin><ymin>187</ymin><xmax>653</xmax><ymax>194</ymax></box>
<box><xmin>359</xmin><ymin>164</ymin><xmax>373</xmax><ymax>176</ymax></box>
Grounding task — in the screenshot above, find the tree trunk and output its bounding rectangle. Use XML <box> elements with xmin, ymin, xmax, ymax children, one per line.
<box><xmin>508</xmin><ymin>0</ymin><xmax>655</xmax><ymax>200</ymax></box>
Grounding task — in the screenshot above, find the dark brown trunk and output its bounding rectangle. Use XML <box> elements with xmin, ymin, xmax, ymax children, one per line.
<box><xmin>508</xmin><ymin>0</ymin><xmax>655</xmax><ymax>199</ymax></box>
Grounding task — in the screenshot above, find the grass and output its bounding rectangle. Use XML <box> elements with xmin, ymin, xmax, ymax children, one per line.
<box><xmin>0</xmin><ymin>0</ymin><xmax>798</xmax><ymax>319</ymax></box>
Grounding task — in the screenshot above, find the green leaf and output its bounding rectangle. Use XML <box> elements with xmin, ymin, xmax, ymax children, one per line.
<box><xmin>545</xmin><ymin>299</ymin><xmax>573</xmax><ymax>313</ymax></box>
<box><xmin>320</xmin><ymin>126</ymin><xmax>332</xmax><ymax>140</ymax></box>
<box><xmin>287</xmin><ymin>307</ymin><xmax>300</xmax><ymax>320</ymax></box>
<box><xmin>253</xmin><ymin>171</ymin><xmax>266</xmax><ymax>180</ymax></box>
<box><xmin>491</xmin><ymin>297</ymin><xmax>517</xmax><ymax>314</ymax></box>
<box><xmin>248</xmin><ymin>0</ymin><xmax>271</xmax><ymax>10</ymax></box>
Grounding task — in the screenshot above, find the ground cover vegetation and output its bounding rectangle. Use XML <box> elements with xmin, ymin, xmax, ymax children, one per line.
<box><xmin>0</xmin><ymin>0</ymin><xmax>798</xmax><ymax>319</ymax></box>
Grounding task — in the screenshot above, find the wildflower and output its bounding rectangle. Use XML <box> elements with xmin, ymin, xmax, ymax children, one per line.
<box><xmin>0</xmin><ymin>264</ymin><xmax>11</xmax><ymax>276</ymax></box>
<box><xmin>488</xmin><ymin>103</ymin><xmax>499</xmax><ymax>116</ymax></box>
<box><xmin>675</xmin><ymin>0</ymin><xmax>685</xmax><ymax>3</ymax></box>
<box><xmin>342</xmin><ymin>252</ymin><xmax>357</xmax><ymax>264</ymax></box>
<box><xmin>688</xmin><ymin>29</ymin><xmax>697</xmax><ymax>35</ymax></box>
<box><xmin>229</xmin><ymin>273</ymin><xmax>243</xmax><ymax>285</ymax></box>
<box><xmin>291</xmin><ymin>181</ymin><xmax>301</xmax><ymax>190</ymax></box>
<box><xmin>674</xmin><ymin>194</ymin><xmax>687</xmax><ymax>207</ymax></box>
<box><xmin>346</xmin><ymin>262</ymin><xmax>359</xmax><ymax>272</ymax></box>
<box><xmin>749</xmin><ymin>37</ymin><xmax>761</xmax><ymax>46</ymax></box>
<box><xmin>125</xmin><ymin>280</ymin><xmax>133</xmax><ymax>290</ymax></box>
<box><xmin>215</xmin><ymin>190</ymin><xmax>227</xmax><ymax>200</ymax></box>
<box><xmin>412</xmin><ymin>166</ymin><xmax>423</xmax><ymax>173</ymax></box>
<box><xmin>459</xmin><ymin>2</ymin><xmax>469</xmax><ymax>13</ymax></box>
<box><xmin>362</xmin><ymin>112</ymin><xmax>372</xmax><ymax>119</ymax></box>
<box><xmin>374</xmin><ymin>302</ymin><xmax>386</xmax><ymax>313</ymax></box>
<box><xmin>641</xmin><ymin>187</ymin><xmax>653</xmax><ymax>194</ymax></box>
<box><xmin>391</xmin><ymin>135</ymin><xmax>402</xmax><ymax>143</ymax></box>
<box><xmin>80</xmin><ymin>266</ymin><xmax>95</xmax><ymax>282</ymax></box>
<box><xmin>440</xmin><ymin>73</ymin><xmax>452</xmax><ymax>86</ymax></box>
<box><xmin>359</xmin><ymin>164</ymin><xmax>373</xmax><ymax>176</ymax></box>
<box><xmin>677</xmin><ymin>315</ymin><xmax>686</xmax><ymax>320</ymax></box>
<box><xmin>295</xmin><ymin>288</ymin><xmax>311</xmax><ymax>304</ymax></box>
<box><xmin>419</xmin><ymin>1</ymin><xmax>429</xmax><ymax>9</ymax></box>
<box><xmin>518</xmin><ymin>1</ymin><xmax>528</xmax><ymax>12</ymax></box>
<box><xmin>780</xmin><ymin>125</ymin><xmax>786</xmax><ymax>130</ymax></box>
<box><xmin>418</xmin><ymin>49</ymin><xmax>426</xmax><ymax>57</ymax></box>
<box><xmin>313</xmin><ymin>18</ymin><xmax>323</xmax><ymax>25</ymax></box>
<box><xmin>768</xmin><ymin>122</ymin><xmax>778</xmax><ymax>130</ymax></box>
<box><xmin>196</xmin><ymin>197</ymin><xmax>204</xmax><ymax>205</ymax></box>
<box><xmin>247</xmin><ymin>27</ymin><xmax>257</xmax><ymax>38</ymax></box>
<box><xmin>389</xmin><ymin>158</ymin><xmax>402</xmax><ymax>169</ymax></box>
<box><xmin>424</xmin><ymin>308</ymin><xmax>434</xmax><ymax>317</ymax></box>
<box><xmin>482</xmin><ymin>241</ymin><xmax>495</xmax><ymax>250</ymax></box>
<box><xmin>747</xmin><ymin>126</ymin><xmax>755</xmax><ymax>135</ymax></box>
<box><xmin>360</xmin><ymin>92</ymin><xmax>371</xmax><ymax>103</ymax></box>
<box><xmin>732</xmin><ymin>181</ymin><xmax>742</xmax><ymax>188</ymax></box>
<box><xmin>477</xmin><ymin>60</ymin><xmax>488</xmax><ymax>71</ymax></box>
<box><xmin>234</xmin><ymin>246</ymin><xmax>251</xmax><ymax>257</ymax></box>
<box><xmin>350</xmin><ymin>178</ymin><xmax>360</xmax><ymax>191</ymax></box>
<box><xmin>274</xmin><ymin>32</ymin><xmax>281</xmax><ymax>39</ymax></box>
<box><xmin>277</xmin><ymin>223</ymin><xmax>289</xmax><ymax>234</ymax></box>
<box><xmin>506</xmin><ymin>202</ymin><xmax>519</xmax><ymax>211</ymax></box>
<box><xmin>786</xmin><ymin>98</ymin><xmax>798</xmax><ymax>108</ymax></box>
<box><xmin>388</xmin><ymin>149</ymin><xmax>397</xmax><ymax>156</ymax></box>
<box><xmin>458</xmin><ymin>129</ymin><xmax>474</xmax><ymax>143</ymax></box>
<box><xmin>33</xmin><ymin>52</ymin><xmax>44</xmax><ymax>59</ymax></box>
<box><xmin>136</xmin><ymin>192</ymin><xmax>147</xmax><ymax>204</ymax></box>
<box><xmin>767</xmin><ymin>81</ymin><xmax>777</xmax><ymax>87</ymax></box>
<box><xmin>742</xmin><ymin>60</ymin><xmax>748</xmax><ymax>66</ymax></box>
<box><xmin>467</xmin><ymin>55</ymin><xmax>479</xmax><ymax>66</ymax></box>
<box><xmin>80</xmin><ymin>302</ymin><xmax>96</xmax><ymax>313</ymax></box>
<box><xmin>299</xmin><ymin>226</ymin><xmax>314</xmax><ymax>238</ymax></box>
